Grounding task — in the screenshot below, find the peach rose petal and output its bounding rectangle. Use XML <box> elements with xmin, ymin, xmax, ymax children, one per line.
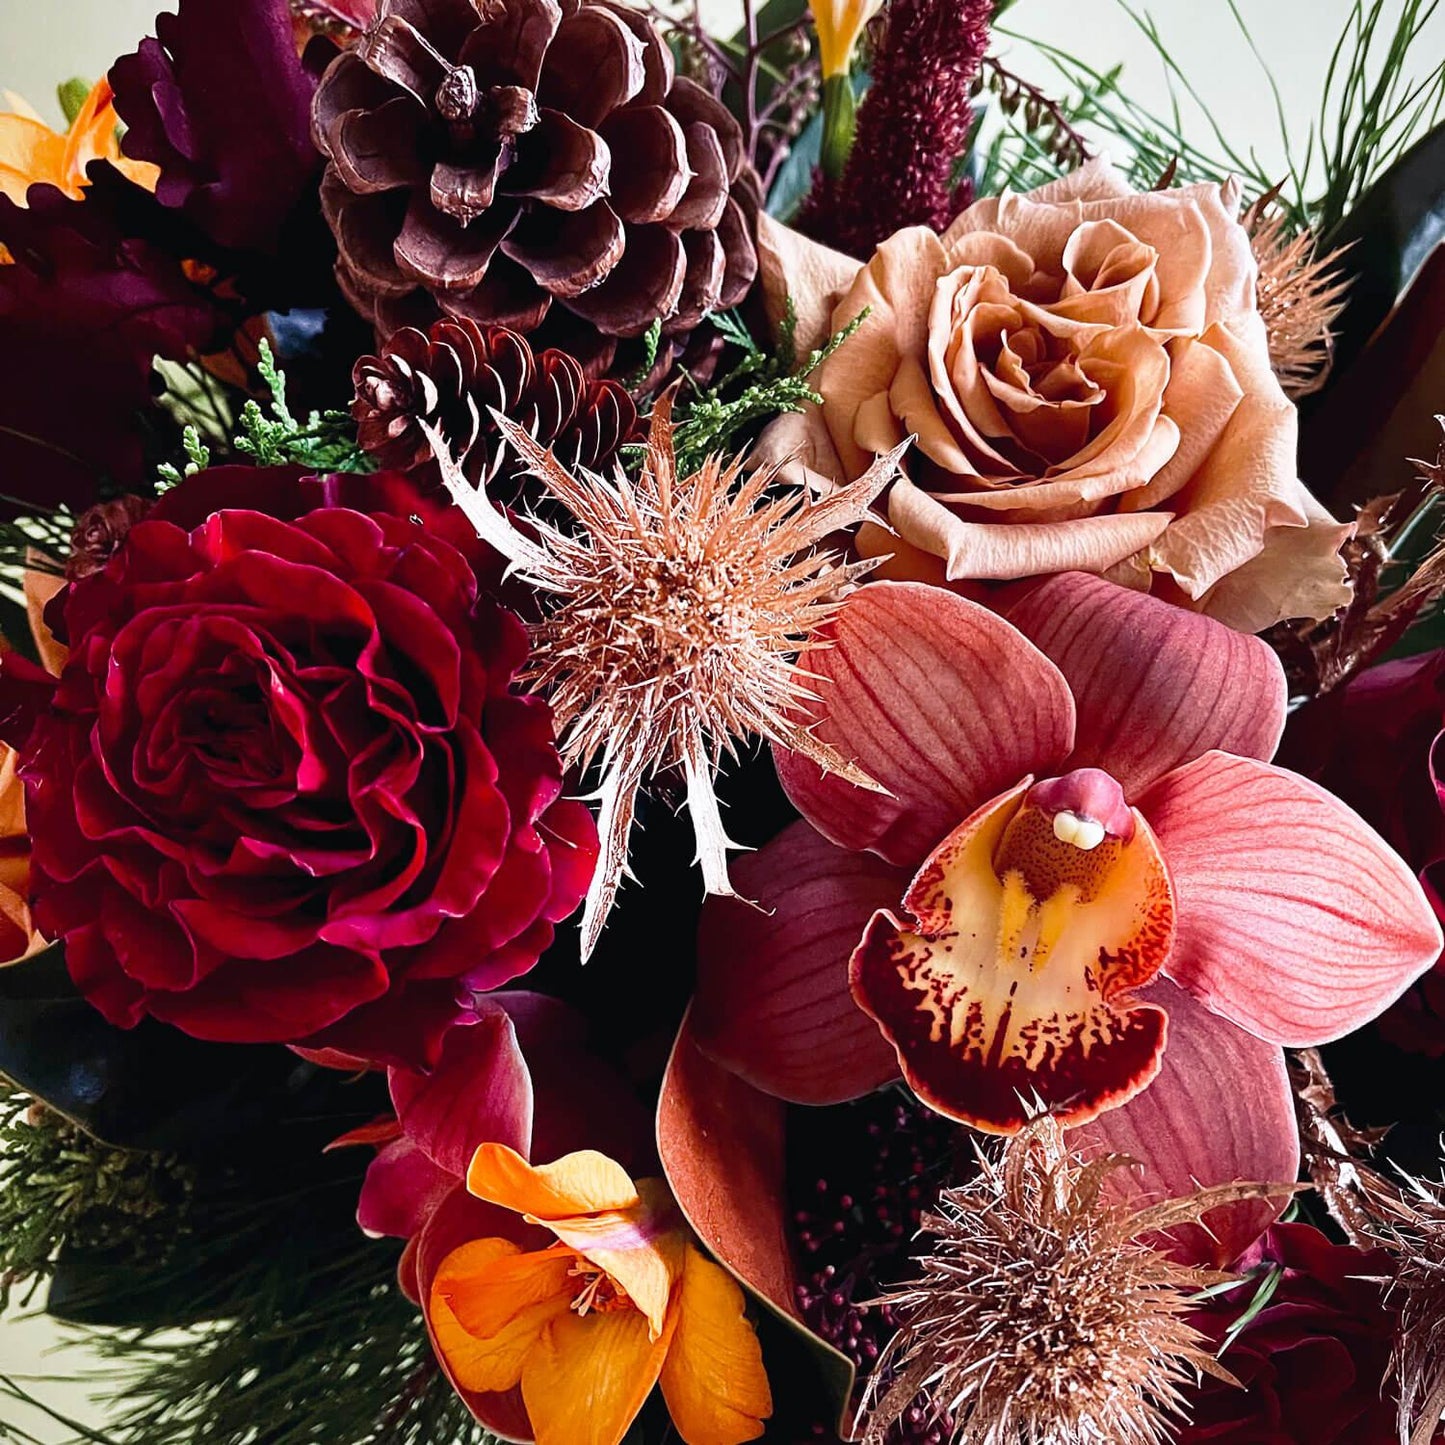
<box><xmin>1196</xmin><ymin>491</ymin><xmax>1353</xmax><ymax>632</ymax></box>
<box><xmin>755</xmin><ymin>210</ymin><xmax>859</xmax><ymax>356</ymax></box>
<box><xmin>818</xmin><ymin>227</ymin><xmax>950</xmax><ymax>477</ymax></box>
<box><xmin>1117</xmin><ymin>334</ymin><xmax>1243</xmax><ymax>512</ymax></box>
<box><xmin>888</xmin><ymin>477</ymin><xmax>1173</xmax><ymax>581</ymax></box>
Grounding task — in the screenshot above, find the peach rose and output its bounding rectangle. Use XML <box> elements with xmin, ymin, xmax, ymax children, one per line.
<box><xmin>757</xmin><ymin>160</ymin><xmax>1352</xmax><ymax>631</ymax></box>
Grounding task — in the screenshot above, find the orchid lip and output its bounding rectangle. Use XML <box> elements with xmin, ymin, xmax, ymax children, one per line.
<box><xmin>850</xmin><ymin>777</ymin><xmax>1175</xmax><ymax>1134</ymax></box>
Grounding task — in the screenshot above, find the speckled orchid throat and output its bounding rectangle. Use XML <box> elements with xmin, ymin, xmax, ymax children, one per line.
<box><xmin>851</xmin><ymin>767</ymin><xmax>1176</xmax><ymax>1134</ymax></box>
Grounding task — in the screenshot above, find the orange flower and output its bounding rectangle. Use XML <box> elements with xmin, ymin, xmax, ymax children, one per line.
<box><xmin>431</xmin><ymin>1146</ymin><xmax>772</xmax><ymax>1445</ymax></box>
<box><xmin>0</xmin><ymin>78</ymin><xmax>158</xmax><ymax>207</ymax></box>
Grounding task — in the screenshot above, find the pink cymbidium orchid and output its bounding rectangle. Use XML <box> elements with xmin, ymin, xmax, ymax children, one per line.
<box><xmin>681</xmin><ymin>572</ymin><xmax>1442</xmax><ymax>1266</ymax></box>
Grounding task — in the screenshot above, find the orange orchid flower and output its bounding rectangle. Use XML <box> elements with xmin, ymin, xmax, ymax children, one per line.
<box><xmin>431</xmin><ymin>1145</ymin><xmax>771</xmax><ymax>1445</ymax></box>
<box><xmin>0</xmin><ymin>78</ymin><xmax>158</xmax><ymax>207</ymax></box>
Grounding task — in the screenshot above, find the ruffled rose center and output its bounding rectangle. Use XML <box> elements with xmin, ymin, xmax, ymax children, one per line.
<box><xmin>915</xmin><ymin>220</ymin><xmax>1175</xmax><ymax>489</ymax></box>
<box><xmin>850</xmin><ymin>770</ymin><xmax>1175</xmax><ymax>1134</ymax></box>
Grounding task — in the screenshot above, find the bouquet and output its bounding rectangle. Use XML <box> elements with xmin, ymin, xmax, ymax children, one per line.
<box><xmin>1</xmin><ymin>1</ymin><xmax>1445</xmax><ymax>1442</ymax></box>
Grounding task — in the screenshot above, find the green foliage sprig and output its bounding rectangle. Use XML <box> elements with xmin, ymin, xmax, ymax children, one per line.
<box><xmin>0</xmin><ymin>1080</ymin><xmax>193</xmax><ymax>1312</ymax></box>
<box><xmin>986</xmin><ymin>0</ymin><xmax>1445</xmax><ymax>237</ymax></box>
<box><xmin>667</xmin><ymin>302</ymin><xmax>869</xmax><ymax>476</ymax></box>
<box><xmin>96</xmin><ymin>1234</ymin><xmax>497</xmax><ymax>1445</ymax></box>
<box><xmin>233</xmin><ymin>339</ymin><xmax>374</xmax><ymax>474</ymax></box>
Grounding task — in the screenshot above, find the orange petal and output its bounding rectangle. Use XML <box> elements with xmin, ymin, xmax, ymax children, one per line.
<box><xmin>468</xmin><ymin>1144</ymin><xmax>640</xmax><ymax>1220</ymax></box>
<box><xmin>544</xmin><ymin>1178</ymin><xmax>685</xmax><ymax>1339</ymax></box>
<box><xmin>431</xmin><ymin>1239</ymin><xmax>573</xmax><ymax>1395</ymax></box>
<box><xmin>659</xmin><ymin>1246</ymin><xmax>771</xmax><ymax>1445</ymax></box>
<box><xmin>850</xmin><ymin>774</ymin><xmax>1174</xmax><ymax>1134</ymax></box>
<box><xmin>522</xmin><ymin>1306</ymin><xmax>672</xmax><ymax>1445</ymax></box>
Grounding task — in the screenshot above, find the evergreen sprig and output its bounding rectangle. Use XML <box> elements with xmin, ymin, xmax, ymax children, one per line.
<box><xmin>233</xmin><ymin>340</ymin><xmax>374</xmax><ymax>474</ymax></box>
<box><xmin>0</xmin><ymin>1081</ymin><xmax>194</xmax><ymax>1312</ymax></box>
<box><xmin>992</xmin><ymin>0</ymin><xmax>1445</xmax><ymax>236</ymax></box>
<box><xmin>667</xmin><ymin>302</ymin><xmax>869</xmax><ymax>475</ymax></box>
<box><xmin>98</xmin><ymin>1234</ymin><xmax>498</xmax><ymax>1445</ymax></box>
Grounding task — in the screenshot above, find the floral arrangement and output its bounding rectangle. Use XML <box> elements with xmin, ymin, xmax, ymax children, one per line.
<box><xmin>1</xmin><ymin>1</ymin><xmax>1445</xmax><ymax>1443</ymax></box>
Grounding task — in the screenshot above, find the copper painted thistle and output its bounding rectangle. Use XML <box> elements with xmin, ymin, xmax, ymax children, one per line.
<box><xmin>425</xmin><ymin>397</ymin><xmax>908</xmax><ymax>955</ymax></box>
<box><xmin>860</xmin><ymin>1119</ymin><xmax>1275</xmax><ymax>1445</ymax></box>
<box><xmin>431</xmin><ymin>1145</ymin><xmax>771</xmax><ymax>1445</ymax></box>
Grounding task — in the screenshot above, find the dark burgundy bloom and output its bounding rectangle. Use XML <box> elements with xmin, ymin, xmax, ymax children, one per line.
<box><xmin>0</xmin><ymin>185</ymin><xmax>224</xmax><ymax>511</ymax></box>
<box><xmin>1180</xmin><ymin>1223</ymin><xmax>1397</xmax><ymax>1445</ymax></box>
<box><xmin>110</xmin><ymin>0</ymin><xmax>322</xmax><ymax>253</ymax></box>
<box><xmin>0</xmin><ymin>467</ymin><xmax>596</xmax><ymax>1066</ymax></box>
<box><xmin>801</xmin><ymin>0</ymin><xmax>991</xmax><ymax>257</ymax></box>
<box><xmin>1278</xmin><ymin>650</ymin><xmax>1445</xmax><ymax>1053</ymax></box>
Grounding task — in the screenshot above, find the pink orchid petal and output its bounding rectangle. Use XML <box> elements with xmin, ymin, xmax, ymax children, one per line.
<box><xmin>1007</xmin><ymin>572</ymin><xmax>1287</xmax><ymax>797</ymax></box>
<box><xmin>693</xmin><ymin>821</ymin><xmax>906</xmax><ymax>1104</ymax></box>
<box><xmin>774</xmin><ymin>581</ymin><xmax>1075</xmax><ymax>869</ymax></box>
<box><xmin>356</xmin><ymin>1136</ymin><xmax>458</xmax><ymax>1240</ymax></box>
<box><xmin>389</xmin><ymin>1005</ymin><xmax>534</xmax><ymax>1178</ymax></box>
<box><xmin>1142</xmin><ymin>752</ymin><xmax>1444</xmax><ymax>1044</ymax></box>
<box><xmin>1071</xmin><ymin>976</ymin><xmax>1298</xmax><ymax>1268</ymax></box>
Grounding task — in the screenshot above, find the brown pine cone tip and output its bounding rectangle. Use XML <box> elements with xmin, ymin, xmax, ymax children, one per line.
<box><xmin>313</xmin><ymin>0</ymin><xmax>759</xmax><ymax>350</ymax></box>
<box><xmin>352</xmin><ymin>316</ymin><xmax>637</xmax><ymax>480</ymax></box>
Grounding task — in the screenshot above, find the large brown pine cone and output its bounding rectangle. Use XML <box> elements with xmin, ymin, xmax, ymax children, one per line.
<box><xmin>313</xmin><ymin>0</ymin><xmax>758</xmax><ymax>363</ymax></box>
<box><xmin>352</xmin><ymin>316</ymin><xmax>637</xmax><ymax>482</ymax></box>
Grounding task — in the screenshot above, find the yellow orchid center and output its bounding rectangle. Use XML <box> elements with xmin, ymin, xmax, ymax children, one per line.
<box><xmin>850</xmin><ymin>769</ymin><xmax>1176</xmax><ymax>1135</ymax></box>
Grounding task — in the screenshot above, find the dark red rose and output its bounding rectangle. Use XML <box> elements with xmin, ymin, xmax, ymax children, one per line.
<box><xmin>1278</xmin><ymin>650</ymin><xmax>1445</xmax><ymax>1053</ymax></box>
<box><xmin>109</xmin><ymin>0</ymin><xmax>321</xmax><ymax>253</ymax></box>
<box><xmin>1179</xmin><ymin>1223</ymin><xmax>1397</xmax><ymax>1445</ymax></box>
<box><xmin>0</xmin><ymin>468</ymin><xmax>596</xmax><ymax>1066</ymax></box>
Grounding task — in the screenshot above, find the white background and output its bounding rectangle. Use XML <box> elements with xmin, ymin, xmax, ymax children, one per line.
<box><xmin>1</xmin><ymin>0</ymin><xmax>1443</xmax><ymax>1438</ymax></box>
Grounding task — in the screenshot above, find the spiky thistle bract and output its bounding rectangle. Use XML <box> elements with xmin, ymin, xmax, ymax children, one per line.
<box><xmin>860</xmin><ymin>1117</ymin><xmax>1286</xmax><ymax>1445</ymax></box>
<box><xmin>425</xmin><ymin>396</ymin><xmax>908</xmax><ymax>957</ymax></box>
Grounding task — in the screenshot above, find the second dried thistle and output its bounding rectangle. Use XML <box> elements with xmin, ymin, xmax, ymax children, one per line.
<box><xmin>426</xmin><ymin>396</ymin><xmax>907</xmax><ymax>956</ymax></box>
<box><xmin>860</xmin><ymin>1117</ymin><xmax>1288</xmax><ymax>1445</ymax></box>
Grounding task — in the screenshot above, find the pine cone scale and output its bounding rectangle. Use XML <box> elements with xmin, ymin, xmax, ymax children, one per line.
<box><xmin>537</xmin><ymin>9</ymin><xmax>648</xmax><ymax>129</ymax></box>
<box><xmin>564</xmin><ymin>224</ymin><xmax>686</xmax><ymax>335</ymax></box>
<box><xmin>667</xmin><ymin>124</ymin><xmax>728</xmax><ymax>233</ymax></box>
<box><xmin>351</xmin><ymin>316</ymin><xmax>637</xmax><ymax>485</ymax></box>
<box><xmin>396</xmin><ymin>192</ymin><xmax>517</xmax><ymax>290</ymax></box>
<box><xmin>501</xmin><ymin>201</ymin><xmax>625</xmax><ymax>297</ymax></box>
<box><xmin>600</xmin><ymin>106</ymin><xmax>690</xmax><ymax>224</ymax></box>
<box><xmin>317</xmin><ymin>0</ymin><xmax>759</xmax><ymax>352</ymax></box>
<box><xmin>501</xmin><ymin>110</ymin><xmax>610</xmax><ymax>210</ymax></box>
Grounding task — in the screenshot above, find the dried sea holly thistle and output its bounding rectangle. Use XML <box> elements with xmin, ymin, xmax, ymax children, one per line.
<box><xmin>859</xmin><ymin>1117</ymin><xmax>1284</xmax><ymax>1445</ymax></box>
<box><xmin>1248</xmin><ymin>206</ymin><xmax>1352</xmax><ymax>399</ymax></box>
<box><xmin>425</xmin><ymin>396</ymin><xmax>907</xmax><ymax>955</ymax></box>
<box><xmin>1292</xmin><ymin>1048</ymin><xmax>1445</xmax><ymax>1445</ymax></box>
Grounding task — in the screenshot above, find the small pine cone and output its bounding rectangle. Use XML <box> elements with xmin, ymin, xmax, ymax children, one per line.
<box><xmin>67</xmin><ymin>495</ymin><xmax>153</xmax><ymax>581</ymax></box>
<box><xmin>313</xmin><ymin>0</ymin><xmax>759</xmax><ymax>361</ymax></box>
<box><xmin>352</xmin><ymin>316</ymin><xmax>636</xmax><ymax>482</ymax></box>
